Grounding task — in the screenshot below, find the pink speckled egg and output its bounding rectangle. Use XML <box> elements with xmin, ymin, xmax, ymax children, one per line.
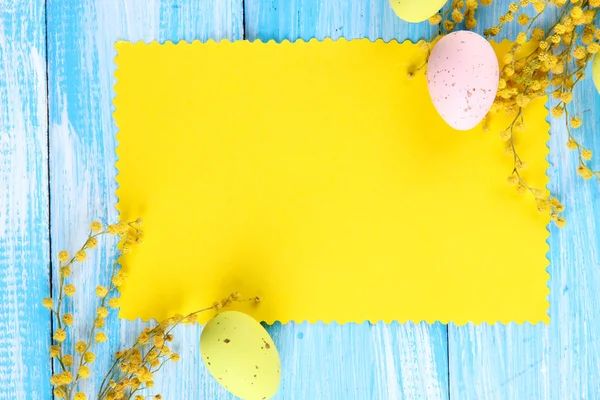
<box><xmin>427</xmin><ymin>31</ymin><xmax>499</xmax><ymax>131</ymax></box>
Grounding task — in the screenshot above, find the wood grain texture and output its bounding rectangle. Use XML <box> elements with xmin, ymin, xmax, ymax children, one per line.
<box><xmin>0</xmin><ymin>1</ymin><xmax>50</xmax><ymax>399</ymax></box>
<box><xmin>9</xmin><ymin>0</ymin><xmax>596</xmax><ymax>398</ymax></box>
<box><xmin>47</xmin><ymin>0</ymin><xmax>449</xmax><ymax>398</ymax></box>
<box><xmin>245</xmin><ymin>1</ymin><xmax>449</xmax><ymax>399</ymax></box>
<box><xmin>447</xmin><ymin>5</ymin><xmax>600</xmax><ymax>400</ymax></box>
<box><xmin>245</xmin><ymin>0</ymin><xmax>436</xmax><ymax>42</ymax></box>
<box><xmin>47</xmin><ymin>0</ymin><xmax>243</xmax><ymax>398</ymax></box>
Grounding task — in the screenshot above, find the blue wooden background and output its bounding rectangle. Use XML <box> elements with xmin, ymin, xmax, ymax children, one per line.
<box><xmin>0</xmin><ymin>0</ymin><xmax>599</xmax><ymax>399</ymax></box>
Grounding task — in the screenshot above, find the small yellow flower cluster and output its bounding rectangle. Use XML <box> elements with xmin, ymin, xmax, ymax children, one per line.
<box><xmin>78</xmin><ymin>365</ymin><xmax>90</xmax><ymax>379</ymax></box>
<box><xmin>98</xmin><ymin>291</ymin><xmax>248</xmax><ymax>400</ymax></box>
<box><xmin>90</xmin><ymin>221</ymin><xmax>103</xmax><ymax>232</ymax></box>
<box><xmin>44</xmin><ymin>220</ymin><xmax>148</xmax><ymax>400</ymax></box>
<box><xmin>429</xmin><ymin>0</ymin><xmax>479</xmax><ymax>32</ymax></box>
<box><xmin>53</xmin><ymin>328</ymin><xmax>67</xmax><ymax>342</ymax></box>
<box><xmin>63</xmin><ymin>354</ymin><xmax>73</xmax><ymax>367</ymax></box>
<box><xmin>42</xmin><ymin>297</ymin><xmax>53</xmax><ymax>309</ymax></box>
<box><xmin>63</xmin><ymin>313</ymin><xmax>74</xmax><ymax>326</ymax></box>
<box><xmin>564</xmin><ymin>110</ymin><xmax>599</xmax><ymax>180</ymax></box>
<box><xmin>108</xmin><ymin>297</ymin><xmax>120</xmax><ymax>309</ymax></box>
<box><xmin>50</xmin><ymin>345</ymin><xmax>60</xmax><ymax>358</ymax></box>
<box><xmin>106</xmin><ymin>218</ymin><xmax>144</xmax><ymax>254</ymax></box>
<box><xmin>83</xmin><ymin>351</ymin><xmax>96</xmax><ymax>363</ymax></box>
<box><xmin>95</xmin><ymin>331</ymin><xmax>108</xmax><ymax>343</ymax></box>
<box><xmin>99</xmin><ymin>327</ymin><xmax>178</xmax><ymax>399</ymax></box>
<box><xmin>45</xmin><ymin>221</ymin><xmax>251</xmax><ymax>400</ymax></box>
<box><xmin>421</xmin><ymin>0</ymin><xmax>600</xmax><ymax>223</ymax></box>
<box><xmin>54</xmin><ymin>386</ymin><xmax>84</xmax><ymax>399</ymax></box>
<box><xmin>112</xmin><ymin>271</ymin><xmax>127</xmax><ymax>287</ymax></box>
<box><xmin>58</xmin><ymin>250</ymin><xmax>69</xmax><ymax>263</ymax></box>
<box><xmin>482</xmin><ymin>2</ymin><xmax>525</xmax><ymax>36</ymax></box>
<box><xmin>63</xmin><ymin>284</ymin><xmax>76</xmax><ymax>297</ymax></box>
<box><xmin>482</xmin><ymin>0</ymin><xmax>599</xmax><ymax>221</ymax></box>
<box><xmin>96</xmin><ymin>285</ymin><xmax>109</xmax><ymax>297</ymax></box>
<box><xmin>75</xmin><ymin>341</ymin><xmax>87</xmax><ymax>353</ymax></box>
<box><xmin>50</xmin><ymin>371</ymin><xmax>73</xmax><ymax>386</ymax></box>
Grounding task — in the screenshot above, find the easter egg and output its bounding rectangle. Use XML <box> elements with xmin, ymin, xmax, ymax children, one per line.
<box><xmin>593</xmin><ymin>53</ymin><xmax>600</xmax><ymax>94</ymax></box>
<box><xmin>200</xmin><ymin>311</ymin><xmax>281</xmax><ymax>400</ymax></box>
<box><xmin>389</xmin><ymin>0</ymin><xmax>448</xmax><ymax>23</ymax></box>
<box><xmin>426</xmin><ymin>30</ymin><xmax>500</xmax><ymax>130</ymax></box>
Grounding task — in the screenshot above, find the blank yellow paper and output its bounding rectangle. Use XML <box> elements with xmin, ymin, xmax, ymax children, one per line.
<box><xmin>114</xmin><ymin>39</ymin><xmax>550</xmax><ymax>325</ymax></box>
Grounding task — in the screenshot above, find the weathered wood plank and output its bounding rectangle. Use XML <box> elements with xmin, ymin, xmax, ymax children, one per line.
<box><xmin>47</xmin><ymin>1</ymin><xmax>243</xmax><ymax>398</ymax></box>
<box><xmin>245</xmin><ymin>1</ymin><xmax>450</xmax><ymax>399</ymax></box>
<box><xmin>449</xmin><ymin>87</ymin><xmax>600</xmax><ymax>400</ymax></box>
<box><xmin>44</xmin><ymin>0</ymin><xmax>600</xmax><ymax>399</ymax></box>
<box><xmin>448</xmin><ymin>5</ymin><xmax>600</xmax><ymax>399</ymax></box>
<box><xmin>0</xmin><ymin>1</ymin><xmax>50</xmax><ymax>398</ymax></box>
<box><xmin>246</xmin><ymin>0</ymin><xmax>435</xmax><ymax>42</ymax></box>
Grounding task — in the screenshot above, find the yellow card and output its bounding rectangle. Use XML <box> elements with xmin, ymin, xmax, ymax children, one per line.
<box><xmin>114</xmin><ymin>39</ymin><xmax>550</xmax><ymax>325</ymax></box>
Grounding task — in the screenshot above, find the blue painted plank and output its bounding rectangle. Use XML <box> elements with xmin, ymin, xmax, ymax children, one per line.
<box><xmin>44</xmin><ymin>1</ymin><xmax>600</xmax><ymax>399</ymax></box>
<box><xmin>47</xmin><ymin>0</ymin><xmax>244</xmax><ymax>398</ymax></box>
<box><xmin>266</xmin><ymin>321</ymin><xmax>447</xmax><ymax>399</ymax></box>
<box><xmin>149</xmin><ymin>320</ymin><xmax>448</xmax><ymax>400</ymax></box>
<box><xmin>48</xmin><ymin>0</ymin><xmax>449</xmax><ymax>399</ymax></box>
<box><xmin>448</xmin><ymin>4</ymin><xmax>600</xmax><ymax>400</ymax></box>
<box><xmin>0</xmin><ymin>1</ymin><xmax>51</xmax><ymax>398</ymax></box>
<box><xmin>245</xmin><ymin>0</ymin><xmax>436</xmax><ymax>42</ymax></box>
<box><xmin>245</xmin><ymin>1</ymin><xmax>449</xmax><ymax>399</ymax></box>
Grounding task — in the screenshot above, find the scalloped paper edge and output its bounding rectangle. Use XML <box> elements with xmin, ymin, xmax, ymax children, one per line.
<box><xmin>112</xmin><ymin>37</ymin><xmax>552</xmax><ymax>327</ymax></box>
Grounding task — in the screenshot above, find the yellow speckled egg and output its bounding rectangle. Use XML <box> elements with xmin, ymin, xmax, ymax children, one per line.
<box><xmin>593</xmin><ymin>53</ymin><xmax>600</xmax><ymax>94</ymax></box>
<box><xmin>200</xmin><ymin>311</ymin><xmax>281</xmax><ymax>400</ymax></box>
<box><xmin>389</xmin><ymin>0</ymin><xmax>448</xmax><ymax>23</ymax></box>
